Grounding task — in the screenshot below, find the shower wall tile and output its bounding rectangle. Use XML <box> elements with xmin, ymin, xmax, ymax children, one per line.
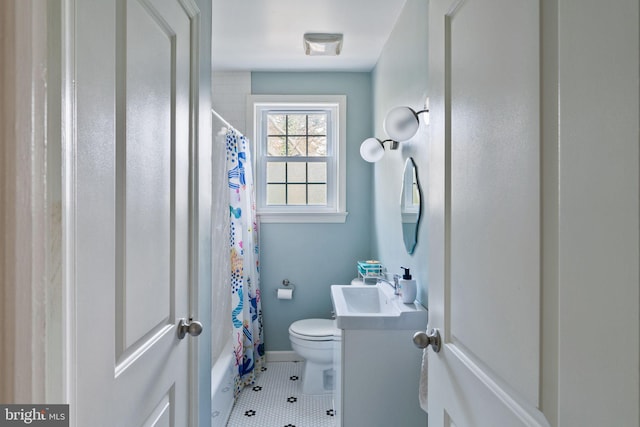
<box><xmin>213</xmin><ymin>71</ymin><xmax>251</xmax><ymax>135</ymax></box>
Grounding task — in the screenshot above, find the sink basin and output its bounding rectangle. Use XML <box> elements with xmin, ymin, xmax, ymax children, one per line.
<box><xmin>331</xmin><ymin>283</ymin><xmax>428</xmax><ymax>330</ymax></box>
<box><xmin>340</xmin><ymin>286</ymin><xmax>396</xmax><ymax>314</ymax></box>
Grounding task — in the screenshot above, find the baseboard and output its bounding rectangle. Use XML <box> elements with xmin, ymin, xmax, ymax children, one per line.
<box><xmin>266</xmin><ymin>351</ymin><xmax>303</xmax><ymax>362</ymax></box>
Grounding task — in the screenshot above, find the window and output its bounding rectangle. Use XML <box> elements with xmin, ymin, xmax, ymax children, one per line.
<box><xmin>248</xmin><ymin>95</ymin><xmax>347</xmax><ymax>223</ymax></box>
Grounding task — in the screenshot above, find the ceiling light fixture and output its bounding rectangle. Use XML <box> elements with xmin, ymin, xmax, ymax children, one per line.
<box><xmin>303</xmin><ymin>33</ymin><xmax>343</xmax><ymax>56</ymax></box>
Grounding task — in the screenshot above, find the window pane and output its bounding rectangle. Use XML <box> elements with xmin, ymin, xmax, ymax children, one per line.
<box><xmin>308</xmin><ymin>162</ymin><xmax>326</xmax><ymax>183</ymax></box>
<box><xmin>308</xmin><ymin>184</ymin><xmax>327</xmax><ymax>205</ymax></box>
<box><xmin>266</xmin><ymin>184</ymin><xmax>286</xmax><ymax>205</ymax></box>
<box><xmin>287</xmin><ymin>114</ymin><xmax>307</xmax><ymax>135</ymax></box>
<box><xmin>287</xmin><ymin>162</ymin><xmax>306</xmax><ymax>183</ymax></box>
<box><xmin>267</xmin><ymin>114</ymin><xmax>286</xmax><ymax>135</ymax></box>
<box><xmin>308</xmin><ymin>114</ymin><xmax>327</xmax><ymax>135</ymax></box>
<box><xmin>287</xmin><ymin>184</ymin><xmax>307</xmax><ymax>205</ymax></box>
<box><xmin>308</xmin><ymin>137</ymin><xmax>327</xmax><ymax>156</ymax></box>
<box><xmin>267</xmin><ymin>136</ymin><xmax>286</xmax><ymax>156</ymax></box>
<box><xmin>267</xmin><ymin>162</ymin><xmax>286</xmax><ymax>183</ymax></box>
<box><xmin>287</xmin><ymin>137</ymin><xmax>307</xmax><ymax>156</ymax></box>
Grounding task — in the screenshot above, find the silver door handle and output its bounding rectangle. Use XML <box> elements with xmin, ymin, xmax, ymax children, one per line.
<box><xmin>413</xmin><ymin>328</ymin><xmax>441</xmax><ymax>353</ymax></box>
<box><xmin>177</xmin><ymin>318</ymin><xmax>203</xmax><ymax>339</ymax></box>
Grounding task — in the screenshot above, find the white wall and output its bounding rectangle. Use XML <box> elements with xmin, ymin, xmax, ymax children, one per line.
<box><xmin>371</xmin><ymin>0</ymin><xmax>429</xmax><ymax>304</ymax></box>
<box><xmin>555</xmin><ymin>0</ymin><xmax>639</xmax><ymax>424</ymax></box>
<box><xmin>540</xmin><ymin>1</ymin><xmax>639</xmax><ymax>424</ymax></box>
<box><xmin>0</xmin><ymin>0</ymin><xmax>56</xmax><ymax>404</ymax></box>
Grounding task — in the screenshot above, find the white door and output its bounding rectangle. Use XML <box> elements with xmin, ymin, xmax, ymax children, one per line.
<box><xmin>74</xmin><ymin>0</ymin><xmax>201</xmax><ymax>425</ymax></box>
<box><xmin>427</xmin><ymin>0</ymin><xmax>550</xmax><ymax>425</ymax></box>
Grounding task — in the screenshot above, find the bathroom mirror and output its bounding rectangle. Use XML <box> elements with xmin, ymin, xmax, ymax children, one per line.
<box><xmin>400</xmin><ymin>157</ymin><xmax>422</xmax><ymax>254</ymax></box>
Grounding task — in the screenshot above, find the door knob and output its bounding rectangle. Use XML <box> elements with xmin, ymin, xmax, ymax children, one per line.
<box><xmin>177</xmin><ymin>318</ymin><xmax>203</xmax><ymax>339</ymax></box>
<box><xmin>413</xmin><ymin>328</ymin><xmax>441</xmax><ymax>353</ymax></box>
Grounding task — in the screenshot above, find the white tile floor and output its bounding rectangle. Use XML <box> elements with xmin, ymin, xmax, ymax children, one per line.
<box><xmin>226</xmin><ymin>361</ymin><xmax>336</xmax><ymax>427</ymax></box>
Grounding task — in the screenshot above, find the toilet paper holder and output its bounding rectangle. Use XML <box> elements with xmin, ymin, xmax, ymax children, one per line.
<box><xmin>276</xmin><ymin>279</ymin><xmax>296</xmax><ymax>299</ymax></box>
<box><xmin>281</xmin><ymin>279</ymin><xmax>294</xmax><ymax>288</ymax></box>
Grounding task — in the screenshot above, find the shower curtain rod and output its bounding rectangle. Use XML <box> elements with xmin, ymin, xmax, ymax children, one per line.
<box><xmin>211</xmin><ymin>109</ymin><xmax>241</xmax><ymax>133</ymax></box>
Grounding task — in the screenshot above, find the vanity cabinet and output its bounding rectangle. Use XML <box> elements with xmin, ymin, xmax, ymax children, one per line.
<box><xmin>333</xmin><ymin>327</ymin><xmax>428</xmax><ymax>426</ymax></box>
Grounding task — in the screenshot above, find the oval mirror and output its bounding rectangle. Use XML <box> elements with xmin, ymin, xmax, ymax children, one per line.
<box><xmin>400</xmin><ymin>157</ymin><xmax>422</xmax><ymax>254</ymax></box>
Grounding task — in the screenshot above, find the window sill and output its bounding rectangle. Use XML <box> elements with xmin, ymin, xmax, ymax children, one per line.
<box><xmin>258</xmin><ymin>211</ymin><xmax>348</xmax><ymax>224</ymax></box>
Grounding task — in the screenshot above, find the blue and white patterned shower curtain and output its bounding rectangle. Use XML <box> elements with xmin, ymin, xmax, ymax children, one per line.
<box><xmin>225</xmin><ymin>127</ymin><xmax>265</xmax><ymax>397</ymax></box>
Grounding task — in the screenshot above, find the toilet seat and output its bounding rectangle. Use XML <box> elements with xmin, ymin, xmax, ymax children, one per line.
<box><xmin>289</xmin><ymin>318</ymin><xmax>336</xmax><ymax>341</ymax></box>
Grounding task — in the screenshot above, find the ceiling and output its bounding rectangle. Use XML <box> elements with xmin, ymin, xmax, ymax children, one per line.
<box><xmin>212</xmin><ymin>0</ymin><xmax>408</xmax><ymax>72</ymax></box>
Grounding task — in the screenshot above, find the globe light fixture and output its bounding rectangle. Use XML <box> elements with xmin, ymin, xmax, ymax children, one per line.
<box><xmin>359</xmin><ymin>137</ymin><xmax>398</xmax><ymax>163</ymax></box>
<box><xmin>383</xmin><ymin>106</ymin><xmax>429</xmax><ymax>142</ymax></box>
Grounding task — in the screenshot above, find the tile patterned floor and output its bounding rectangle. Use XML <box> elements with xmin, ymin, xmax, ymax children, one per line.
<box><xmin>226</xmin><ymin>361</ymin><xmax>336</xmax><ymax>427</ymax></box>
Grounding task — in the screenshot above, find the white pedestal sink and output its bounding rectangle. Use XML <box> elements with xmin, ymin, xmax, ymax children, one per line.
<box><xmin>331</xmin><ymin>282</ymin><xmax>428</xmax><ymax>426</ymax></box>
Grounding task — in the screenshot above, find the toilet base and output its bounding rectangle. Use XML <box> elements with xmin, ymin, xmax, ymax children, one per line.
<box><xmin>301</xmin><ymin>360</ymin><xmax>333</xmax><ymax>395</ymax></box>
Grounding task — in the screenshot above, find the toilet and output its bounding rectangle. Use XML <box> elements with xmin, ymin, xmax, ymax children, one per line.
<box><xmin>288</xmin><ymin>318</ymin><xmax>337</xmax><ymax>395</ymax></box>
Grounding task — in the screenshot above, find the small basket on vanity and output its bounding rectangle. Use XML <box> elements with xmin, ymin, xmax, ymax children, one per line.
<box><xmin>356</xmin><ymin>260</ymin><xmax>385</xmax><ymax>284</ymax></box>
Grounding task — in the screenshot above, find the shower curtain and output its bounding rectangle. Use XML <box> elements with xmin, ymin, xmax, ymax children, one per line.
<box><xmin>225</xmin><ymin>127</ymin><xmax>265</xmax><ymax>396</ymax></box>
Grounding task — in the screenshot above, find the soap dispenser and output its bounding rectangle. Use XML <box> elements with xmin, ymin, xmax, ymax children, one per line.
<box><xmin>399</xmin><ymin>267</ymin><xmax>417</xmax><ymax>304</ymax></box>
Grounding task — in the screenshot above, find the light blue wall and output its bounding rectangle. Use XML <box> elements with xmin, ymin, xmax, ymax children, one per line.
<box><xmin>371</xmin><ymin>0</ymin><xmax>429</xmax><ymax>305</ymax></box>
<box><xmin>249</xmin><ymin>1</ymin><xmax>429</xmax><ymax>351</ymax></box>
<box><xmin>251</xmin><ymin>72</ymin><xmax>374</xmax><ymax>351</ymax></box>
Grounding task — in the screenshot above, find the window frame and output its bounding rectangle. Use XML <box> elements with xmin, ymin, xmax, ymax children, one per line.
<box><xmin>248</xmin><ymin>95</ymin><xmax>348</xmax><ymax>223</ymax></box>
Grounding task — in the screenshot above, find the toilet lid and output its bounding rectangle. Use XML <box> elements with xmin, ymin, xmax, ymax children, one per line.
<box><xmin>289</xmin><ymin>318</ymin><xmax>336</xmax><ymax>339</ymax></box>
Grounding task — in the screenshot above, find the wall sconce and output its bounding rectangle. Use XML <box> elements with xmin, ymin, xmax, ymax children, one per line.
<box><xmin>359</xmin><ymin>137</ymin><xmax>399</xmax><ymax>163</ymax></box>
<box><xmin>359</xmin><ymin>106</ymin><xmax>429</xmax><ymax>162</ymax></box>
<box><xmin>383</xmin><ymin>106</ymin><xmax>429</xmax><ymax>142</ymax></box>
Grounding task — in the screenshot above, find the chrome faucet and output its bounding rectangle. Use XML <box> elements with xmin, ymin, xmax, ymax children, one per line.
<box><xmin>378</xmin><ymin>274</ymin><xmax>401</xmax><ymax>296</ymax></box>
